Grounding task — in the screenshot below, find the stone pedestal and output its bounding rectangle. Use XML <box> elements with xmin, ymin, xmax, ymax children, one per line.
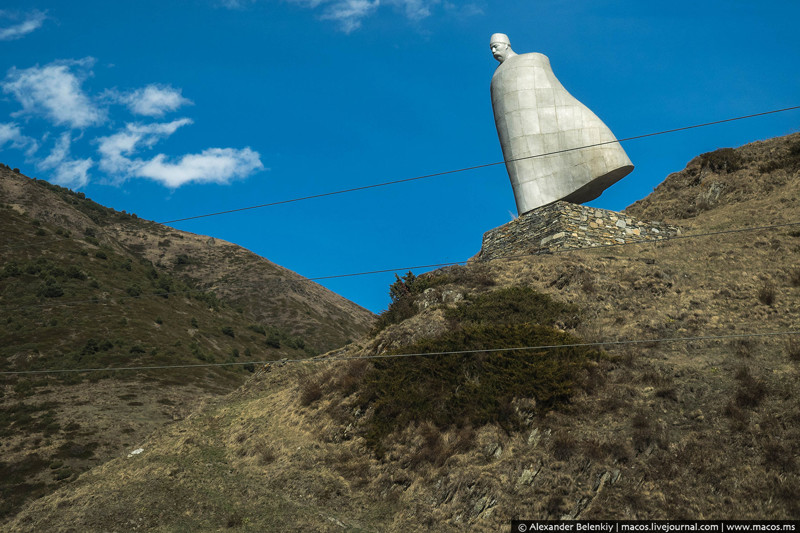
<box><xmin>477</xmin><ymin>201</ymin><xmax>681</xmax><ymax>261</ymax></box>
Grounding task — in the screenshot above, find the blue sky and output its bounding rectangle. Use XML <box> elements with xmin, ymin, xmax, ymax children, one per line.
<box><xmin>1</xmin><ymin>1</ymin><xmax>798</xmax><ymax>313</ymax></box>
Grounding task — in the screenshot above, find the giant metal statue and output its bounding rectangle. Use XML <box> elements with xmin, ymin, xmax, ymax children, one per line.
<box><xmin>490</xmin><ymin>33</ymin><xmax>633</xmax><ymax>215</ymax></box>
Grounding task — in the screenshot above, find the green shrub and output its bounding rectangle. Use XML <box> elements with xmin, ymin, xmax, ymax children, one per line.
<box><xmin>53</xmin><ymin>468</ymin><xmax>73</xmax><ymax>481</ymax></box>
<box><xmin>373</xmin><ymin>271</ymin><xmax>446</xmax><ymax>332</ymax></box>
<box><xmin>65</xmin><ymin>265</ymin><xmax>87</xmax><ymax>280</ymax></box>
<box><xmin>286</xmin><ymin>338</ymin><xmax>305</xmax><ymax>350</ymax></box>
<box><xmin>81</xmin><ymin>339</ymin><xmax>100</xmax><ymax>355</ymax></box>
<box><xmin>758</xmin><ymin>280</ymin><xmax>776</xmax><ymax>306</ymax></box>
<box><xmin>786</xmin><ymin>338</ymin><xmax>800</xmax><ymax>362</ymax></box>
<box><xmin>790</xmin><ymin>268</ymin><xmax>800</xmax><ymax>287</ymax></box>
<box><xmin>1</xmin><ymin>262</ymin><xmax>21</xmax><ymax>278</ymax></box>
<box><xmin>221</xmin><ymin>326</ymin><xmax>235</xmax><ymax>338</ymax></box>
<box><xmin>700</xmin><ymin>147</ymin><xmax>742</xmax><ymax>173</ymax></box>
<box><xmin>446</xmin><ymin>286</ymin><xmax>579</xmax><ymax>327</ymax></box>
<box><xmin>125</xmin><ymin>285</ymin><xmax>142</xmax><ymax>297</ymax></box>
<box><xmin>265</xmin><ymin>335</ymin><xmax>280</xmax><ymax>348</ymax></box>
<box><xmin>734</xmin><ymin>366</ymin><xmax>766</xmax><ymax>408</ymax></box>
<box><xmin>94</xmin><ymin>250</ymin><xmax>107</xmax><ymax>260</ymax></box>
<box><xmin>37</xmin><ymin>280</ymin><xmax>64</xmax><ymax>298</ymax></box>
<box><xmin>358</xmin><ymin>322</ymin><xmax>602</xmax><ymax>455</ymax></box>
<box><xmin>354</xmin><ymin>286</ymin><xmax>598</xmax><ymax>456</ymax></box>
<box><xmin>300</xmin><ymin>379</ymin><xmax>323</xmax><ymax>406</ymax></box>
<box><xmin>247</xmin><ymin>324</ymin><xmax>266</xmax><ymax>336</ymax></box>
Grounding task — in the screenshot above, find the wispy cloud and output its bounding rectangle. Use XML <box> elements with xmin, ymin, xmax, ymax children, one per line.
<box><xmin>37</xmin><ymin>132</ymin><xmax>93</xmax><ymax>188</ymax></box>
<box><xmin>442</xmin><ymin>1</ymin><xmax>483</xmax><ymax>17</ymax></box>
<box><xmin>96</xmin><ymin>119</ymin><xmax>193</xmax><ymax>174</ymax></box>
<box><xmin>111</xmin><ymin>84</ymin><xmax>193</xmax><ymax>117</ymax></box>
<box><xmin>389</xmin><ymin>0</ymin><xmax>435</xmax><ymax>20</ymax></box>
<box><xmin>2</xmin><ymin>58</ymin><xmax>106</xmax><ymax>129</ymax></box>
<box><xmin>319</xmin><ymin>0</ymin><xmax>380</xmax><ymax>33</ymax></box>
<box><xmin>0</xmin><ymin>10</ymin><xmax>47</xmax><ymax>41</ymax></box>
<box><xmin>272</xmin><ymin>0</ymin><xmax>454</xmax><ymax>33</ymax></box>
<box><xmin>216</xmin><ymin>0</ymin><xmax>256</xmax><ymax>8</ymax></box>
<box><xmin>96</xmin><ymin>120</ymin><xmax>263</xmax><ymax>188</ymax></box>
<box><xmin>0</xmin><ymin>121</ymin><xmax>38</xmax><ymax>154</ymax></box>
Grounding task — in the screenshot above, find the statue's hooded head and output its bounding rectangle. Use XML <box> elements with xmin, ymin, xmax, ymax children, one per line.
<box><xmin>490</xmin><ymin>33</ymin><xmax>516</xmax><ymax>63</ymax></box>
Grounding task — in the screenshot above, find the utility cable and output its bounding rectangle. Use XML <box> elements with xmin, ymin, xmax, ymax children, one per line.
<box><xmin>2</xmin><ymin>104</ymin><xmax>798</xmax><ymax>252</ymax></box>
<box><xmin>3</xmin><ymin>218</ymin><xmax>799</xmax><ymax>312</ymax></box>
<box><xmin>1</xmin><ymin>330</ymin><xmax>798</xmax><ymax>375</ymax></box>
<box><xmin>159</xmin><ymin>105</ymin><xmax>800</xmax><ymax>224</ymax></box>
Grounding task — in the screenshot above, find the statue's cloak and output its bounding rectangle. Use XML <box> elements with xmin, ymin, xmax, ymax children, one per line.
<box><xmin>491</xmin><ymin>52</ymin><xmax>633</xmax><ymax>214</ymax></box>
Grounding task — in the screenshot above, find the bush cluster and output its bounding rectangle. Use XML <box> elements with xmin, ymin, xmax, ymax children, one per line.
<box><xmin>372</xmin><ymin>266</ymin><xmax>497</xmax><ymax>333</ymax></box>
<box><xmin>351</xmin><ymin>286</ymin><xmax>600</xmax><ymax>455</ymax></box>
<box><xmin>700</xmin><ymin>148</ymin><xmax>742</xmax><ymax>173</ymax></box>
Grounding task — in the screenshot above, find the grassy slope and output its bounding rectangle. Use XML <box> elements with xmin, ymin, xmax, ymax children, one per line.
<box><xmin>6</xmin><ymin>134</ymin><xmax>800</xmax><ymax>530</ymax></box>
<box><xmin>0</xmin><ymin>174</ymin><xmax>358</xmax><ymax>522</ymax></box>
<box><xmin>0</xmin><ymin>168</ymin><xmax>375</xmax><ymax>353</ymax></box>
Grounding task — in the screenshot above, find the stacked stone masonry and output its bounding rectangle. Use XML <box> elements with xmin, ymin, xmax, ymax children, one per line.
<box><xmin>478</xmin><ymin>201</ymin><xmax>681</xmax><ymax>261</ymax></box>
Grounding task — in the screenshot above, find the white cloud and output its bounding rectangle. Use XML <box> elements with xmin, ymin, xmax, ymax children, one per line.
<box><xmin>389</xmin><ymin>0</ymin><xmax>436</xmax><ymax>20</ymax></box>
<box><xmin>135</xmin><ymin>148</ymin><xmax>264</xmax><ymax>188</ymax></box>
<box><xmin>283</xmin><ymin>0</ymin><xmax>443</xmax><ymax>32</ymax></box>
<box><xmin>0</xmin><ymin>121</ymin><xmax>38</xmax><ymax>154</ymax></box>
<box><xmin>50</xmin><ymin>158</ymin><xmax>93</xmax><ymax>188</ymax></box>
<box><xmin>442</xmin><ymin>1</ymin><xmax>483</xmax><ymax>17</ymax></box>
<box><xmin>4</xmin><ymin>57</ymin><xmax>262</xmax><ymax>190</ymax></box>
<box><xmin>0</xmin><ymin>10</ymin><xmax>46</xmax><ymax>41</ymax></box>
<box><xmin>95</xmin><ymin>120</ymin><xmax>263</xmax><ymax>188</ymax></box>
<box><xmin>115</xmin><ymin>84</ymin><xmax>193</xmax><ymax>117</ymax></box>
<box><xmin>96</xmin><ymin>119</ymin><xmax>193</xmax><ymax>174</ymax></box>
<box><xmin>220</xmin><ymin>0</ymin><xmax>446</xmax><ymax>32</ymax></box>
<box><xmin>319</xmin><ymin>0</ymin><xmax>380</xmax><ymax>33</ymax></box>
<box><xmin>39</xmin><ymin>131</ymin><xmax>72</xmax><ymax>169</ymax></box>
<box><xmin>0</xmin><ymin>122</ymin><xmax>20</xmax><ymax>145</ymax></box>
<box><xmin>2</xmin><ymin>58</ymin><xmax>106</xmax><ymax>128</ymax></box>
<box><xmin>37</xmin><ymin>132</ymin><xmax>93</xmax><ymax>188</ymax></box>
<box><xmin>216</xmin><ymin>0</ymin><xmax>256</xmax><ymax>7</ymax></box>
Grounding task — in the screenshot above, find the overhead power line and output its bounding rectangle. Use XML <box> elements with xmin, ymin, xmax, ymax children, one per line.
<box><xmin>159</xmin><ymin>105</ymin><xmax>800</xmax><ymax>224</ymax></box>
<box><xmin>3</xmin><ymin>219</ymin><xmax>800</xmax><ymax>312</ymax></box>
<box><xmin>309</xmin><ymin>220</ymin><xmax>800</xmax><ymax>280</ymax></box>
<box><xmin>1</xmin><ymin>330</ymin><xmax>797</xmax><ymax>375</ymax></box>
<box><xmin>2</xmin><ymin>104</ymin><xmax>797</xmax><ymax>253</ymax></box>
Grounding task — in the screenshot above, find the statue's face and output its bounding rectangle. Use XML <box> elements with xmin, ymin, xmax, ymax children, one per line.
<box><xmin>491</xmin><ymin>42</ymin><xmax>510</xmax><ymax>63</ymax></box>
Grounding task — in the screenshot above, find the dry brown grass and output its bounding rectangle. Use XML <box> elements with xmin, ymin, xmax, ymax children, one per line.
<box><xmin>6</xmin><ymin>133</ymin><xmax>800</xmax><ymax>529</ymax></box>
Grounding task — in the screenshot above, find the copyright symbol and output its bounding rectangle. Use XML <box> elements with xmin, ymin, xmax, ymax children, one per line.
<box><xmin>518</xmin><ymin>525</ymin><xmax>528</xmax><ymax>532</ymax></box>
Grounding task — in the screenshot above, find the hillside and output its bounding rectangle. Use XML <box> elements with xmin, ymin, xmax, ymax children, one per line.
<box><xmin>0</xmin><ymin>168</ymin><xmax>374</xmax><ymax>522</ymax></box>
<box><xmin>5</xmin><ymin>133</ymin><xmax>800</xmax><ymax>530</ymax></box>
<box><xmin>0</xmin><ymin>168</ymin><xmax>375</xmax><ymax>352</ymax></box>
